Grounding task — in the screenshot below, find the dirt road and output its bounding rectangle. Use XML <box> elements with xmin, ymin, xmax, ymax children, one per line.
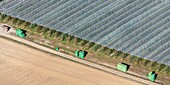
<box><xmin>0</xmin><ymin>37</ymin><xmax>143</xmax><ymax>85</ymax></box>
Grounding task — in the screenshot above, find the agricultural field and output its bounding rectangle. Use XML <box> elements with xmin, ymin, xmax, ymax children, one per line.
<box><xmin>0</xmin><ymin>0</ymin><xmax>170</xmax><ymax>84</ymax></box>
<box><xmin>0</xmin><ymin>37</ymin><xmax>141</xmax><ymax>85</ymax></box>
<box><xmin>0</xmin><ymin>17</ymin><xmax>169</xmax><ymax>84</ymax></box>
<box><xmin>0</xmin><ymin>0</ymin><xmax>169</xmax><ymax>66</ymax></box>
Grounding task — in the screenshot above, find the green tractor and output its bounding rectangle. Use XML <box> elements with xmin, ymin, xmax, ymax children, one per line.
<box><xmin>147</xmin><ymin>71</ymin><xmax>156</xmax><ymax>81</ymax></box>
<box><xmin>75</xmin><ymin>50</ymin><xmax>86</xmax><ymax>59</ymax></box>
<box><xmin>16</xmin><ymin>29</ymin><xmax>26</xmax><ymax>38</ymax></box>
<box><xmin>117</xmin><ymin>63</ymin><xmax>128</xmax><ymax>72</ymax></box>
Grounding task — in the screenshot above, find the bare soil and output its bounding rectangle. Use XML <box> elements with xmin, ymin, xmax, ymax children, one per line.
<box><xmin>0</xmin><ymin>37</ymin><xmax>142</xmax><ymax>85</ymax></box>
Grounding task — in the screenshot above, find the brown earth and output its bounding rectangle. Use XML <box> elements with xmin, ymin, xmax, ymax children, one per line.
<box><xmin>0</xmin><ymin>37</ymin><xmax>142</xmax><ymax>85</ymax></box>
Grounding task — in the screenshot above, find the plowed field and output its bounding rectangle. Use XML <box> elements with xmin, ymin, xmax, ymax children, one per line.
<box><xmin>0</xmin><ymin>37</ymin><xmax>141</xmax><ymax>85</ymax></box>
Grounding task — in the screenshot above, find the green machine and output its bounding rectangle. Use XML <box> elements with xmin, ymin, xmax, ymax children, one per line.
<box><xmin>75</xmin><ymin>50</ymin><xmax>79</xmax><ymax>57</ymax></box>
<box><xmin>16</xmin><ymin>29</ymin><xmax>26</xmax><ymax>38</ymax></box>
<box><xmin>79</xmin><ymin>51</ymin><xmax>85</xmax><ymax>59</ymax></box>
<box><xmin>75</xmin><ymin>50</ymin><xmax>85</xmax><ymax>59</ymax></box>
<box><xmin>117</xmin><ymin>63</ymin><xmax>128</xmax><ymax>72</ymax></box>
<box><xmin>55</xmin><ymin>47</ymin><xmax>59</xmax><ymax>51</ymax></box>
<box><xmin>147</xmin><ymin>72</ymin><xmax>156</xmax><ymax>81</ymax></box>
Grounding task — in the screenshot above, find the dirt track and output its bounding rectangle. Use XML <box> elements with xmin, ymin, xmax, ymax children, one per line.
<box><xmin>0</xmin><ymin>37</ymin><xmax>142</xmax><ymax>85</ymax></box>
